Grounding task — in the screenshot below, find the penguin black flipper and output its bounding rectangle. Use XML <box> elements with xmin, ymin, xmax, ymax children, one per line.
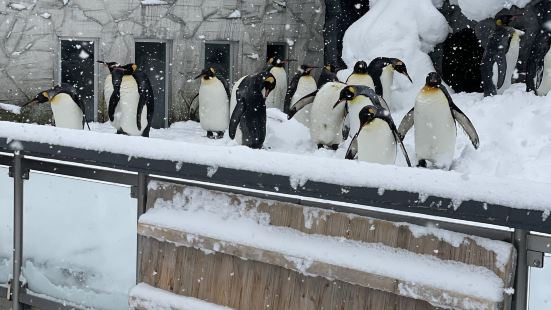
<box><xmin>438</xmin><ymin>84</ymin><xmax>480</xmax><ymax>149</ymax></box>
<box><xmin>481</xmin><ymin>29</ymin><xmax>512</xmax><ymax>95</ymax></box>
<box><xmin>526</xmin><ymin>31</ymin><xmax>551</xmax><ymax>92</ymax></box>
<box><xmin>218</xmin><ymin>75</ymin><xmax>231</xmax><ymax>99</ymax></box>
<box><xmin>133</xmin><ymin>71</ymin><xmax>155</xmax><ymax>132</ymax></box>
<box><xmin>345</xmin><ymin>131</ymin><xmax>359</xmax><ymax>160</ymax></box>
<box><xmin>397</xmin><ymin>107</ymin><xmax>414</xmax><ymax>140</ymax></box>
<box><xmin>380</xmin><ymin>112</ymin><xmax>412</xmax><ymax>167</ymax></box>
<box><xmin>284</xmin><ymin>73</ymin><xmax>301</xmax><ymax>113</ymax></box>
<box><xmin>108</xmin><ymin>69</ymin><xmax>126</xmax><ymax>122</ymax></box>
<box><xmin>229</xmin><ymin>88</ymin><xmax>245</xmax><ymax>140</ymax></box>
<box><xmin>288</xmin><ymin>90</ymin><xmax>317</xmax><ymax>120</ymax></box>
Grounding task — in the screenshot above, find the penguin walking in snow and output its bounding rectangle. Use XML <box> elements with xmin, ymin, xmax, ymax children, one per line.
<box><xmin>346</xmin><ymin>105</ymin><xmax>411</xmax><ymax>167</ymax></box>
<box><xmin>398</xmin><ymin>72</ymin><xmax>480</xmax><ymax>170</ymax></box>
<box><xmin>367</xmin><ymin>57</ymin><xmax>412</xmax><ymax>109</ymax></box>
<box><xmin>284</xmin><ymin>64</ymin><xmax>318</xmax><ymax>126</ymax></box>
<box><xmin>99</xmin><ymin>61</ymin><xmax>155</xmax><ymax>137</ymax></box>
<box><xmin>265</xmin><ymin>57</ymin><xmax>288</xmax><ymax>111</ymax></box>
<box><xmin>481</xmin><ymin>14</ymin><xmax>523</xmax><ymax>97</ymax></box>
<box><xmin>288</xmin><ymin>81</ymin><xmax>348</xmax><ymax>150</ymax></box>
<box><xmin>24</xmin><ymin>83</ymin><xmax>89</xmax><ymax>130</ymax></box>
<box><xmin>195</xmin><ymin>67</ymin><xmax>230</xmax><ymax>139</ymax></box>
<box><xmin>317</xmin><ymin>64</ymin><xmax>339</xmax><ymax>88</ymax></box>
<box><xmin>229</xmin><ymin>72</ymin><xmax>276</xmax><ymax>149</ymax></box>
<box><xmin>333</xmin><ymin>85</ymin><xmax>389</xmax><ymax>139</ymax></box>
<box><xmin>526</xmin><ymin>29</ymin><xmax>551</xmax><ymax>96</ymax></box>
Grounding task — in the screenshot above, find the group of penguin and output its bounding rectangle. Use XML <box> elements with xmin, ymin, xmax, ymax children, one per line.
<box><xmin>24</xmin><ymin>61</ymin><xmax>155</xmax><ymax>137</ymax></box>
<box><xmin>20</xmin><ymin>13</ymin><xmax>551</xmax><ymax>170</ymax></box>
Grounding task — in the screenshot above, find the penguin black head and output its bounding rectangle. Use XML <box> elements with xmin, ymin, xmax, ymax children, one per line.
<box><xmin>495</xmin><ymin>14</ymin><xmax>519</xmax><ymax>27</ymax></box>
<box><xmin>353</xmin><ymin>61</ymin><xmax>369</xmax><ymax>74</ymax></box>
<box><xmin>391</xmin><ymin>59</ymin><xmax>413</xmax><ymax>83</ymax></box>
<box><xmin>260</xmin><ymin>72</ymin><xmax>276</xmax><ymax>99</ymax></box>
<box><xmin>299</xmin><ymin>64</ymin><xmax>317</xmax><ymax>75</ymax></box>
<box><xmin>268</xmin><ymin>57</ymin><xmax>287</xmax><ymax>67</ymax></box>
<box><xmin>425</xmin><ymin>72</ymin><xmax>442</xmax><ymax>87</ymax></box>
<box><xmin>195</xmin><ymin>67</ymin><xmax>216</xmax><ymax>80</ymax></box>
<box><xmin>359</xmin><ymin>105</ymin><xmax>379</xmax><ymax>125</ymax></box>
<box><xmin>23</xmin><ymin>90</ymin><xmax>50</xmax><ymax>107</ymax></box>
<box><xmin>339</xmin><ymin>85</ymin><xmax>357</xmax><ymax>102</ymax></box>
<box><xmin>323</xmin><ymin>64</ymin><xmax>337</xmax><ymax>73</ymax></box>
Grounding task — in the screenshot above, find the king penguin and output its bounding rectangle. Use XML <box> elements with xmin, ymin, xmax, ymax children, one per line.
<box><xmin>195</xmin><ymin>67</ymin><xmax>230</xmax><ymax>139</ymax></box>
<box><xmin>481</xmin><ymin>14</ymin><xmax>523</xmax><ymax>97</ymax></box>
<box><xmin>24</xmin><ymin>83</ymin><xmax>89</xmax><ymax>130</ymax></box>
<box><xmin>99</xmin><ymin>61</ymin><xmax>155</xmax><ymax>137</ymax></box>
<box><xmin>284</xmin><ymin>64</ymin><xmax>318</xmax><ymax>126</ymax></box>
<box><xmin>317</xmin><ymin>64</ymin><xmax>339</xmax><ymax>88</ymax></box>
<box><xmin>264</xmin><ymin>57</ymin><xmax>288</xmax><ymax>111</ymax></box>
<box><xmin>346</xmin><ymin>105</ymin><xmax>411</xmax><ymax>166</ymax></box>
<box><xmin>229</xmin><ymin>72</ymin><xmax>276</xmax><ymax>149</ymax></box>
<box><xmin>346</xmin><ymin>61</ymin><xmax>374</xmax><ymax>88</ymax></box>
<box><xmin>367</xmin><ymin>57</ymin><xmax>412</xmax><ymax>110</ymax></box>
<box><xmin>526</xmin><ymin>29</ymin><xmax>551</xmax><ymax>96</ymax></box>
<box><xmin>398</xmin><ymin>72</ymin><xmax>480</xmax><ymax>170</ymax></box>
<box><xmin>287</xmin><ymin>81</ymin><xmax>348</xmax><ymax>150</ymax></box>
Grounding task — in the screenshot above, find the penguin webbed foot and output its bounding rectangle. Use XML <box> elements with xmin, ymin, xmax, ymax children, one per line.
<box><xmin>207</xmin><ymin>131</ymin><xmax>215</xmax><ymax>139</ymax></box>
<box><xmin>331</xmin><ymin>144</ymin><xmax>339</xmax><ymax>151</ymax></box>
<box><xmin>116</xmin><ymin>129</ymin><xmax>129</xmax><ymax>135</ymax></box>
<box><xmin>417</xmin><ymin>159</ymin><xmax>427</xmax><ymax>168</ymax></box>
<box><xmin>317</xmin><ymin>144</ymin><xmax>324</xmax><ymax>149</ymax></box>
<box><xmin>216</xmin><ymin>131</ymin><xmax>225</xmax><ymax>139</ymax></box>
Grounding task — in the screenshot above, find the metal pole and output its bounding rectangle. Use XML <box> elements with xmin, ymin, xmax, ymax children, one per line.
<box><xmin>136</xmin><ymin>172</ymin><xmax>148</xmax><ymax>284</ymax></box>
<box><xmin>513</xmin><ymin>229</ymin><xmax>528</xmax><ymax>310</ymax></box>
<box><xmin>12</xmin><ymin>152</ymin><xmax>24</xmax><ymax>310</ymax></box>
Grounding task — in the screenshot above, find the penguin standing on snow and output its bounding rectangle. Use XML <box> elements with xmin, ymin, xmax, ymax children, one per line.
<box><xmin>99</xmin><ymin>61</ymin><xmax>155</xmax><ymax>137</ymax></box>
<box><xmin>333</xmin><ymin>85</ymin><xmax>390</xmax><ymax>139</ymax></box>
<box><xmin>24</xmin><ymin>83</ymin><xmax>89</xmax><ymax>130</ymax></box>
<box><xmin>264</xmin><ymin>57</ymin><xmax>288</xmax><ymax>111</ymax></box>
<box><xmin>284</xmin><ymin>64</ymin><xmax>318</xmax><ymax>126</ymax></box>
<box><xmin>288</xmin><ymin>81</ymin><xmax>348</xmax><ymax>150</ymax></box>
<box><xmin>346</xmin><ymin>105</ymin><xmax>411</xmax><ymax>167</ymax></box>
<box><xmin>317</xmin><ymin>64</ymin><xmax>339</xmax><ymax>88</ymax></box>
<box><xmin>229</xmin><ymin>72</ymin><xmax>276</xmax><ymax>149</ymax></box>
<box><xmin>481</xmin><ymin>14</ymin><xmax>523</xmax><ymax>97</ymax></box>
<box><xmin>367</xmin><ymin>57</ymin><xmax>412</xmax><ymax>109</ymax></box>
<box><xmin>195</xmin><ymin>67</ymin><xmax>230</xmax><ymax>139</ymax></box>
<box><xmin>398</xmin><ymin>72</ymin><xmax>480</xmax><ymax>170</ymax></box>
<box><xmin>526</xmin><ymin>29</ymin><xmax>551</xmax><ymax>96</ymax></box>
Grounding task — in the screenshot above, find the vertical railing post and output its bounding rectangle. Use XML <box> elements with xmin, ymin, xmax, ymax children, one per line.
<box><xmin>12</xmin><ymin>152</ymin><xmax>24</xmax><ymax>310</ymax></box>
<box><xmin>136</xmin><ymin>172</ymin><xmax>148</xmax><ymax>284</ymax></box>
<box><xmin>513</xmin><ymin>228</ymin><xmax>528</xmax><ymax>310</ymax></box>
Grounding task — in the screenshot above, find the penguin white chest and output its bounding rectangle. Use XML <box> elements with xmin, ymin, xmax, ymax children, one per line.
<box><xmin>498</xmin><ymin>31</ymin><xmax>521</xmax><ymax>94</ymax></box>
<box><xmin>380</xmin><ymin>66</ymin><xmax>394</xmax><ymax>107</ymax></box>
<box><xmin>199</xmin><ymin>78</ymin><xmax>229</xmax><ymax>131</ymax></box>
<box><xmin>116</xmin><ymin>76</ymin><xmax>147</xmax><ymax>136</ymax></box>
<box><xmin>537</xmin><ymin>46</ymin><xmax>551</xmax><ymax>96</ymax></box>
<box><xmin>357</xmin><ymin>119</ymin><xmax>396</xmax><ymax>165</ymax></box>
<box><xmin>266</xmin><ymin>67</ymin><xmax>287</xmax><ymax>110</ymax></box>
<box><xmin>50</xmin><ymin>93</ymin><xmax>83</xmax><ymax>130</ymax></box>
<box><xmin>414</xmin><ymin>89</ymin><xmax>456</xmax><ymax>169</ymax></box>
<box><xmin>348</xmin><ymin>96</ymin><xmax>372</xmax><ymax>137</ymax></box>
<box><xmin>291</xmin><ymin>76</ymin><xmax>317</xmax><ymax>127</ymax></box>
<box><xmin>310</xmin><ymin>82</ymin><xmax>347</xmax><ymax>145</ymax></box>
<box><xmin>347</xmin><ymin>74</ymin><xmax>374</xmax><ymax>88</ymax></box>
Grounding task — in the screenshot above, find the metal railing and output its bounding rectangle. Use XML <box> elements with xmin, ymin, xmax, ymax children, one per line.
<box><xmin>0</xmin><ymin>137</ymin><xmax>550</xmax><ymax>310</ymax></box>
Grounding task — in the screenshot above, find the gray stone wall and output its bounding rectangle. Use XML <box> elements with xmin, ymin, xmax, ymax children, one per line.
<box><xmin>0</xmin><ymin>0</ymin><xmax>324</xmax><ymax>123</ymax></box>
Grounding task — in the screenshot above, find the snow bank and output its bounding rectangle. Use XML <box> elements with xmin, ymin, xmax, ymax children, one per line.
<box><xmin>130</xmin><ymin>283</ymin><xmax>234</xmax><ymax>310</ymax></box>
<box><xmin>0</xmin><ymin>102</ymin><xmax>22</xmax><ymax>114</ymax></box>
<box><xmin>0</xmin><ymin>120</ymin><xmax>550</xmax><ymax>213</ymax></box>
<box><xmin>341</xmin><ymin>0</ymin><xmax>449</xmax><ymax>110</ymax></box>
<box><xmin>454</xmin><ymin>0</ymin><xmax>531</xmax><ymax>21</ymax></box>
<box><xmin>140</xmin><ymin>188</ymin><xmax>506</xmax><ymax>303</ymax></box>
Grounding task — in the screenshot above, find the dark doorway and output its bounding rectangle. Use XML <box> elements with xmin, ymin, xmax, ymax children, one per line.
<box><xmin>135</xmin><ymin>41</ymin><xmax>168</xmax><ymax>128</ymax></box>
<box><xmin>60</xmin><ymin>39</ymin><xmax>96</xmax><ymax>121</ymax></box>
<box><xmin>267</xmin><ymin>43</ymin><xmax>288</xmax><ymax>62</ymax></box>
<box><xmin>442</xmin><ymin>28</ymin><xmax>484</xmax><ymax>93</ymax></box>
<box><xmin>204</xmin><ymin>43</ymin><xmax>231</xmax><ymax>82</ymax></box>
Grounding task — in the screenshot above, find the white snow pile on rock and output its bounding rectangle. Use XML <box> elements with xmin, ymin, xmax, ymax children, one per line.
<box><xmin>451</xmin><ymin>0</ymin><xmax>532</xmax><ymax>21</ymax></box>
<box><xmin>0</xmin><ymin>102</ymin><xmax>22</xmax><ymax>114</ymax></box>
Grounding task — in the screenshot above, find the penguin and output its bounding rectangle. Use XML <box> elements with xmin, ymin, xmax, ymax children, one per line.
<box><xmin>346</xmin><ymin>60</ymin><xmax>374</xmax><ymax>88</ymax></box>
<box><xmin>481</xmin><ymin>14</ymin><xmax>523</xmax><ymax>97</ymax></box>
<box><xmin>367</xmin><ymin>57</ymin><xmax>412</xmax><ymax>108</ymax></box>
<box><xmin>283</xmin><ymin>64</ymin><xmax>318</xmax><ymax>126</ymax></box>
<box><xmin>398</xmin><ymin>72</ymin><xmax>480</xmax><ymax>170</ymax></box>
<box><xmin>526</xmin><ymin>29</ymin><xmax>551</xmax><ymax>96</ymax></box>
<box><xmin>333</xmin><ymin>85</ymin><xmax>390</xmax><ymax>140</ymax></box>
<box><xmin>287</xmin><ymin>81</ymin><xmax>348</xmax><ymax>150</ymax></box>
<box><xmin>229</xmin><ymin>72</ymin><xmax>276</xmax><ymax>149</ymax></box>
<box><xmin>23</xmin><ymin>83</ymin><xmax>89</xmax><ymax>130</ymax></box>
<box><xmin>317</xmin><ymin>64</ymin><xmax>339</xmax><ymax>88</ymax></box>
<box><xmin>99</xmin><ymin>61</ymin><xmax>155</xmax><ymax>137</ymax></box>
<box><xmin>346</xmin><ymin>105</ymin><xmax>411</xmax><ymax>167</ymax></box>
<box><xmin>264</xmin><ymin>57</ymin><xmax>288</xmax><ymax>111</ymax></box>
<box><xmin>195</xmin><ymin>67</ymin><xmax>230</xmax><ymax>139</ymax></box>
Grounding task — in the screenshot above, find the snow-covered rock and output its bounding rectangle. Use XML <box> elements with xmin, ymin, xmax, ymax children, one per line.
<box><xmin>454</xmin><ymin>0</ymin><xmax>532</xmax><ymax>21</ymax></box>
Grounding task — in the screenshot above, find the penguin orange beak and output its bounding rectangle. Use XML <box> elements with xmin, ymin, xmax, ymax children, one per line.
<box><xmin>332</xmin><ymin>100</ymin><xmax>345</xmax><ymax>109</ymax></box>
<box><xmin>404</xmin><ymin>72</ymin><xmax>413</xmax><ymax>83</ymax></box>
<box><xmin>262</xmin><ymin>88</ymin><xmax>272</xmax><ymax>99</ymax></box>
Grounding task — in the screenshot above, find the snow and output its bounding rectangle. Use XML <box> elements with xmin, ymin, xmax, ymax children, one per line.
<box><xmin>140</xmin><ymin>186</ymin><xmax>506</xmax><ymax>304</ymax></box>
<box><xmin>8</xmin><ymin>3</ymin><xmax>27</xmax><ymax>11</ymax></box>
<box><xmin>140</xmin><ymin>0</ymin><xmax>168</xmax><ymax>5</ymax></box>
<box><xmin>130</xmin><ymin>283</ymin><xmax>234</xmax><ymax>310</ymax></box>
<box><xmin>453</xmin><ymin>0</ymin><xmax>532</xmax><ymax>21</ymax></box>
<box><xmin>39</xmin><ymin>12</ymin><xmax>51</xmax><ymax>19</ymax></box>
<box><xmin>341</xmin><ymin>0</ymin><xmax>449</xmax><ymax>111</ymax></box>
<box><xmin>0</xmin><ymin>102</ymin><xmax>22</xmax><ymax>114</ymax></box>
<box><xmin>227</xmin><ymin>10</ymin><xmax>241</xmax><ymax>19</ymax></box>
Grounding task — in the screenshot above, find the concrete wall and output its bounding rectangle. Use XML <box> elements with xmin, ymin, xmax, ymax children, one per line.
<box><xmin>0</xmin><ymin>0</ymin><xmax>324</xmax><ymax>123</ymax></box>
